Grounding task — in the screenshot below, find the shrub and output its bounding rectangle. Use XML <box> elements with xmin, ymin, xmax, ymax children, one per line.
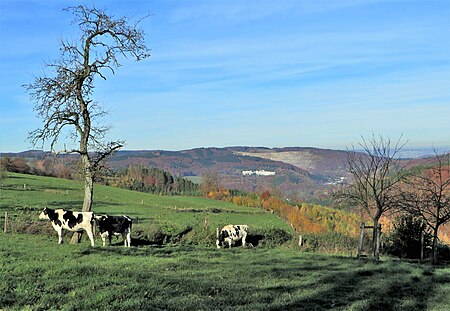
<box><xmin>182</xmin><ymin>226</ymin><xmax>216</xmax><ymax>246</ymax></box>
<box><xmin>385</xmin><ymin>215</ymin><xmax>432</xmax><ymax>259</ymax></box>
<box><xmin>299</xmin><ymin>232</ymin><xmax>359</xmax><ymax>254</ymax></box>
<box><xmin>249</xmin><ymin>228</ymin><xmax>293</xmax><ymax>247</ymax></box>
<box><xmin>133</xmin><ymin>224</ymin><xmax>168</xmax><ymax>245</ymax></box>
<box><xmin>437</xmin><ymin>243</ymin><xmax>450</xmax><ymax>262</ymax></box>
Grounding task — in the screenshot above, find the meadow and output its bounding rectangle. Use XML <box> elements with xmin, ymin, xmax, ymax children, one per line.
<box><xmin>1</xmin><ymin>234</ymin><xmax>449</xmax><ymax>310</ymax></box>
<box><xmin>0</xmin><ymin>173</ymin><xmax>290</xmax><ymax>245</ymax></box>
<box><xmin>1</xmin><ymin>173</ymin><xmax>450</xmax><ymax>310</ymax></box>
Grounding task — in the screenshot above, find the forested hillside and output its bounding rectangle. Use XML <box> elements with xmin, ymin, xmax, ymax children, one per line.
<box><xmin>0</xmin><ymin>147</ymin><xmax>444</xmax><ymax>203</ymax></box>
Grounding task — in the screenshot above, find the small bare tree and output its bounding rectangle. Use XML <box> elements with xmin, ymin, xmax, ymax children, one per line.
<box><xmin>399</xmin><ymin>151</ymin><xmax>450</xmax><ymax>264</ymax></box>
<box><xmin>25</xmin><ymin>6</ymin><xmax>150</xmax><ymax>242</ymax></box>
<box><xmin>200</xmin><ymin>171</ymin><xmax>223</xmax><ymax>197</ymax></box>
<box><xmin>336</xmin><ymin>135</ymin><xmax>408</xmax><ymax>260</ymax></box>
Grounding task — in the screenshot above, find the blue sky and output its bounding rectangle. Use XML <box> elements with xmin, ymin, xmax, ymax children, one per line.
<box><xmin>1</xmin><ymin>0</ymin><xmax>449</xmax><ymax>152</ymax></box>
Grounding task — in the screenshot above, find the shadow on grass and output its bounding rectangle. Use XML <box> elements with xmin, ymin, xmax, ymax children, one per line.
<box><xmin>75</xmin><ymin>244</ymin><xmax>198</xmax><ymax>258</ymax></box>
<box><xmin>262</xmin><ymin>258</ymin><xmax>438</xmax><ymax>311</ymax></box>
<box><xmin>46</xmin><ymin>201</ymin><xmax>122</xmax><ymax>209</ymax></box>
<box><xmin>8</xmin><ymin>236</ymin><xmax>443</xmax><ymax>311</ymax></box>
<box><xmin>0</xmin><ymin>184</ymin><xmax>77</xmax><ymax>192</ymax></box>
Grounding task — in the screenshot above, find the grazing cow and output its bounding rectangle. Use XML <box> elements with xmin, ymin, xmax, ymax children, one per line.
<box><xmin>95</xmin><ymin>215</ymin><xmax>132</xmax><ymax>247</ymax></box>
<box><xmin>38</xmin><ymin>207</ymin><xmax>95</xmax><ymax>246</ymax></box>
<box><xmin>216</xmin><ymin>224</ymin><xmax>249</xmax><ymax>249</ymax></box>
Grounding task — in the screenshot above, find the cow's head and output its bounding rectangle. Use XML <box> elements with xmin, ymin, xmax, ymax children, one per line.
<box><xmin>38</xmin><ymin>207</ymin><xmax>51</xmax><ymax>220</ymax></box>
<box><xmin>94</xmin><ymin>215</ymin><xmax>108</xmax><ymax>223</ymax></box>
<box><xmin>216</xmin><ymin>228</ymin><xmax>229</xmax><ymax>249</ymax></box>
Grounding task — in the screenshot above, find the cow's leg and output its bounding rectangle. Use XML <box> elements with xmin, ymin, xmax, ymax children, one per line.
<box><xmin>242</xmin><ymin>234</ymin><xmax>247</xmax><ymax>248</ymax></box>
<box><xmin>85</xmin><ymin>228</ymin><xmax>95</xmax><ymax>247</ymax></box>
<box><xmin>123</xmin><ymin>230</ymin><xmax>131</xmax><ymax>247</ymax></box>
<box><xmin>100</xmin><ymin>232</ymin><xmax>108</xmax><ymax>247</ymax></box>
<box><xmin>57</xmin><ymin>228</ymin><xmax>64</xmax><ymax>244</ymax></box>
<box><xmin>228</xmin><ymin>239</ymin><xmax>232</xmax><ymax>249</ymax></box>
<box><xmin>122</xmin><ymin>232</ymin><xmax>127</xmax><ymax>247</ymax></box>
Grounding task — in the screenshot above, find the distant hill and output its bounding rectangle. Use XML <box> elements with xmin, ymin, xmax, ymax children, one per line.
<box><xmin>107</xmin><ymin>148</ymin><xmax>324</xmax><ymax>200</ymax></box>
<box><xmin>230</xmin><ymin>146</ymin><xmax>351</xmax><ymax>179</ymax></box>
<box><xmin>1</xmin><ymin>146</ymin><xmax>443</xmax><ymax>202</ymax></box>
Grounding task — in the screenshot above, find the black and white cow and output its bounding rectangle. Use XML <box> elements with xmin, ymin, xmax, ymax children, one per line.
<box><xmin>38</xmin><ymin>207</ymin><xmax>95</xmax><ymax>246</ymax></box>
<box><xmin>95</xmin><ymin>215</ymin><xmax>132</xmax><ymax>247</ymax></box>
<box><xmin>216</xmin><ymin>224</ymin><xmax>249</xmax><ymax>249</ymax></box>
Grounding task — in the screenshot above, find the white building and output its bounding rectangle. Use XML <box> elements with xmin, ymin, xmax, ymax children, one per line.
<box><xmin>242</xmin><ymin>170</ymin><xmax>276</xmax><ymax>176</ymax></box>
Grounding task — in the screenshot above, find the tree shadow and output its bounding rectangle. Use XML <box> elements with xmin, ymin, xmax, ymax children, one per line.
<box><xmin>263</xmin><ymin>258</ymin><xmax>439</xmax><ymax>311</ymax></box>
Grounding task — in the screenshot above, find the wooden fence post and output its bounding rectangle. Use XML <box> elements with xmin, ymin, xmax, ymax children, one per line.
<box><xmin>420</xmin><ymin>230</ymin><xmax>424</xmax><ymax>263</ymax></box>
<box><xmin>4</xmin><ymin>211</ymin><xmax>8</xmax><ymax>233</ymax></box>
<box><xmin>357</xmin><ymin>222</ymin><xmax>365</xmax><ymax>258</ymax></box>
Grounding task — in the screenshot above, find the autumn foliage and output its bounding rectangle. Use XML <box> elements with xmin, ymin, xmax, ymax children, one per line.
<box><xmin>207</xmin><ymin>189</ymin><xmax>360</xmax><ymax>237</ymax></box>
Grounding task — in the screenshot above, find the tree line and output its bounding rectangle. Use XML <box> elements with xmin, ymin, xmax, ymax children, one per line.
<box><xmin>0</xmin><ymin>156</ymin><xmax>199</xmax><ymax>196</ymax></box>
<box><xmin>0</xmin><ymin>157</ymin><xmax>73</xmax><ymax>179</ymax></box>
<box><xmin>111</xmin><ymin>165</ymin><xmax>199</xmax><ymax>196</ymax></box>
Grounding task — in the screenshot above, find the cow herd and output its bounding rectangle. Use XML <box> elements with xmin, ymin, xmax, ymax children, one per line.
<box><xmin>38</xmin><ymin>207</ymin><xmax>249</xmax><ymax>249</ymax></box>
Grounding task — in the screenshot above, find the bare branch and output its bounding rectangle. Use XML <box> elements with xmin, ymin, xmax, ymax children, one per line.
<box><xmin>25</xmin><ymin>5</ymin><xmax>150</xmax><ymax>216</ymax></box>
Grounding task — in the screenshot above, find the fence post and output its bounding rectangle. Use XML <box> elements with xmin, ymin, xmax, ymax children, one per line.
<box><xmin>357</xmin><ymin>222</ymin><xmax>365</xmax><ymax>258</ymax></box>
<box><xmin>420</xmin><ymin>230</ymin><xmax>424</xmax><ymax>263</ymax></box>
<box><xmin>3</xmin><ymin>211</ymin><xmax>8</xmax><ymax>233</ymax></box>
<box><xmin>298</xmin><ymin>235</ymin><xmax>303</xmax><ymax>247</ymax></box>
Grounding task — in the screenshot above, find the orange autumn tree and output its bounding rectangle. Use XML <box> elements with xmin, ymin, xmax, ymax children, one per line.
<box><xmin>258</xmin><ymin>192</ymin><xmax>359</xmax><ymax>236</ymax></box>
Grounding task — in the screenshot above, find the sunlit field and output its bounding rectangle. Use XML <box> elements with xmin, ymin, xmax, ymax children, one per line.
<box><xmin>1</xmin><ymin>173</ymin><xmax>449</xmax><ymax>310</ymax></box>
<box><xmin>1</xmin><ymin>234</ymin><xmax>449</xmax><ymax>311</ymax></box>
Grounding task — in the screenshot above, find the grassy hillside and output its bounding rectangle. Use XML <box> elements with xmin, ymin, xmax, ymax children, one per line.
<box><xmin>1</xmin><ymin>233</ymin><xmax>449</xmax><ymax>310</ymax></box>
<box><xmin>1</xmin><ymin>173</ymin><xmax>450</xmax><ymax>310</ymax></box>
<box><xmin>0</xmin><ymin>173</ymin><xmax>291</xmax><ymax>245</ymax></box>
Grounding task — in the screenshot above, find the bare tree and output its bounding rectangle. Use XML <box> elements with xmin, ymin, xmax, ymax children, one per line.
<box><xmin>25</xmin><ymin>6</ymin><xmax>150</xmax><ymax>242</ymax></box>
<box><xmin>336</xmin><ymin>135</ymin><xmax>408</xmax><ymax>260</ymax></box>
<box><xmin>200</xmin><ymin>171</ymin><xmax>223</xmax><ymax>197</ymax></box>
<box><xmin>399</xmin><ymin>151</ymin><xmax>450</xmax><ymax>264</ymax></box>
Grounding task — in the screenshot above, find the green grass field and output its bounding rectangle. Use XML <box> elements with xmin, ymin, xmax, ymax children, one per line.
<box><xmin>1</xmin><ymin>173</ymin><xmax>450</xmax><ymax>310</ymax></box>
<box><xmin>0</xmin><ymin>173</ymin><xmax>290</xmax><ymax>244</ymax></box>
<box><xmin>1</xmin><ymin>233</ymin><xmax>449</xmax><ymax>310</ymax></box>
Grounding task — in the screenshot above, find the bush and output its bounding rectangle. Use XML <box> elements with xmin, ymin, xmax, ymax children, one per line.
<box><xmin>385</xmin><ymin>215</ymin><xmax>432</xmax><ymax>259</ymax></box>
<box><xmin>248</xmin><ymin>228</ymin><xmax>293</xmax><ymax>247</ymax></box>
<box><xmin>133</xmin><ymin>224</ymin><xmax>168</xmax><ymax>245</ymax></box>
<box><xmin>2</xmin><ymin>209</ymin><xmax>55</xmax><ymax>236</ymax></box>
<box><xmin>437</xmin><ymin>243</ymin><xmax>450</xmax><ymax>262</ymax></box>
<box><xmin>182</xmin><ymin>226</ymin><xmax>216</xmax><ymax>246</ymax></box>
<box><xmin>300</xmin><ymin>232</ymin><xmax>359</xmax><ymax>254</ymax></box>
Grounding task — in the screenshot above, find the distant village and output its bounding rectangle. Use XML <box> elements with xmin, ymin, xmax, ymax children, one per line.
<box><xmin>242</xmin><ymin>170</ymin><xmax>276</xmax><ymax>176</ymax></box>
<box><xmin>324</xmin><ymin>176</ymin><xmax>347</xmax><ymax>185</ymax></box>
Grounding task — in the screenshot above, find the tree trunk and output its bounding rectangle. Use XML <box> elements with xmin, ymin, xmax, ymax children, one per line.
<box><xmin>70</xmin><ymin>155</ymin><xmax>94</xmax><ymax>244</ymax></box>
<box><xmin>431</xmin><ymin>226</ymin><xmax>439</xmax><ymax>264</ymax></box>
<box><xmin>372</xmin><ymin>218</ymin><xmax>379</xmax><ymax>260</ymax></box>
<box><xmin>372</xmin><ymin>211</ymin><xmax>382</xmax><ymax>261</ymax></box>
<box><xmin>82</xmin><ymin>169</ymin><xmax>94</xmax><ymax>212</ymax></box>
